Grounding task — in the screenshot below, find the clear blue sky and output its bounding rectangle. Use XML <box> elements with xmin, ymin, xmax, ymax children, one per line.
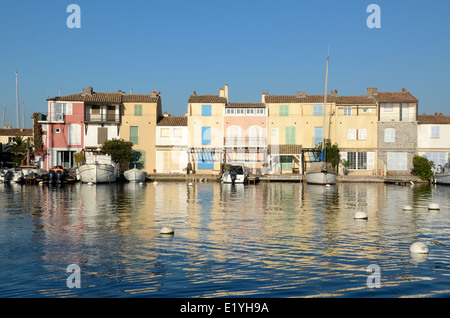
<box><xmin>1</xmin><ymin>0</ymin><xmax>449</xmax><ymax>128</ymax></box>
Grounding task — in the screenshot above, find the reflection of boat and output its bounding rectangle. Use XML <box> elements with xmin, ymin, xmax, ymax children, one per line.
<box><xmin>222</xmin><ymin>163</ymin><xmax>248</xmax><ymax>184</ymax></box>
<box><xmin>0</xmin><ymin>169</ymin><xmax>12</xmax><ymax>183</ymax></box>
<box><xmin>78</xmin><ymin>151</ymin><xmax>118</xmax><ymax>184</ymax></box>
<box><xmin>305</xmin><ymin>55</ymin><xmax>337</xmax><ymax>185</ymax></box>
<box><xmin>12</xmin><ymin>169</ymin><xmax>24</xmax><ymax>183</ymax></box>
<box><xmin>124</xmin><ymin>166</ymin><xmax>147</xmax><ymax>183</ymax></box>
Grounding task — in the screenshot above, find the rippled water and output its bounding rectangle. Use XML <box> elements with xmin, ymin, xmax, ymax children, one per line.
<box><xmin>1</xmin><ymin>180</ymin><xmax>450</xmax><ymax>298</ymax></box>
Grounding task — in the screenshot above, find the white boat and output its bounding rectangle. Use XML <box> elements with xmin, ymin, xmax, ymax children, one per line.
<box><xmin>78</xmin><ymin>153</ymin><xmax>118</xmax><ymax>184</ymax></box>
<box><xmin>222</xmin><ymin>163</ymin><xmax>248</xmax><ymax>184</ymax></box>
<box><xmin>306</xmin><ymin>54</ymin><xmax>337</xmax><ymax>186</ymax></box>
<box><xmin>0</xmin><ymin>169</ymin><xmax>12</xmax><ymax>183</ymax></box>
<box><xmin>124</xmin><ymin>167</ymin><xmax>147</xmax><ymax>183</ymax></box>
<box><xmin>433</xmin><ymin>165</ymin><xmax>450</xmax><ymax>185</ymax></box>
<box><xmin>11</xmin><ymin>169</ymin><xmax>24</xmax><ymax>183</ymax></box>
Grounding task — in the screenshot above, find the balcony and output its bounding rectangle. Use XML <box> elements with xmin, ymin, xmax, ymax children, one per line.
<box><xmin>224</xmin><ymin>137</ymin><xmax>267</xmax><ymax>147</ymax></box>
<box><xmin>84</xmin><ymin>112</ymin><xmax>120</xmax><ymax>124</ymax></box>
<box><xmin>37</xmin><ymin>113</ymin><xmax>64</xmax><ymax>123</ymax></box>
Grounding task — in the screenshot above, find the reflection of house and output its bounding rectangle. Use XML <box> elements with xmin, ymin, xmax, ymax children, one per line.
<box><xmin>155</xmin><ymin>114</ymin><xmax>188</xmax><ymax>173</ymax></box>
<box><xmin>370</xmin><ymin>88</ymin><xmax>418</xmax><ymax>175</ymax></box>
<box><xmin>224</xmin><ymin>102</ymin><xmax>267</xmax><ymax>173</ymax></box>
<box><xmin>120</xmin><ymin>90</ymin><xmax>162</xmax><ymax>172</ymax></box>
<box><xmin>417</xmin><ymin>113</ymin><xmax>450</xmax><ymax>170</ymax></box>
<box><xmin>187</xmin><ymin>85</ymin><xmax>228</xmax><ymax>174</ymax></box>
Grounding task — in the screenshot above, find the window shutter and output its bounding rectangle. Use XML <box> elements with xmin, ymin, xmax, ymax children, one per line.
<box><xmin>348</xmin><ymin>129</ymin><xmax>356</xmax><ymax>140</ymax></box>
<box><xmin>367</xmin><ymin>152</ymin><xmax>374</xmax><ymax>170</ymax></box>
<box><xmin>358</xmin><ymin>128</ymin><xmax>367</xmax><ymax>140</ymax></box>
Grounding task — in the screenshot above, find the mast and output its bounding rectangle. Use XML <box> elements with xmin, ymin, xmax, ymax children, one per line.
<box><xmin>322</xmin><ymin>54</ymin><xmax>329</xmax><ymax>159</ymax></box>
<box><xmin>16</xmin><ymin>71</ymin><xmax>19</xmax><ymax>128</ymax></box>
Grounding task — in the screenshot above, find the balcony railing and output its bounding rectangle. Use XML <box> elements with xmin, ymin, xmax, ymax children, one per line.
<box><xmin>224</xmin><ymin>137</ymin><xmax>267</xmax><ymax>147</ymax></box>
<box><xmin>84</xmin><ymin>113</ymin><xmax>120</xmax><ymax>124</ymax></box>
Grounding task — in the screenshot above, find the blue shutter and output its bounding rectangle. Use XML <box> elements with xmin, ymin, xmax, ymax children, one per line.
<box><xmin>201</xmin><ymin>127</ymin><xmax>211</xmax><ymax>145</ymax></box>
<box><xmin>202</xmin><ymin>105</ymin><xmax>212</xmax><ymax>116</ymax></box>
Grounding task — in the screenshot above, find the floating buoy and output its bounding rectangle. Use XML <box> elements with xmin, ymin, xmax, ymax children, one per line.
<box><xmin>87</xmin><ymin>182</ymin><xmax>93</xmax><ymax>186</ymax></box>
<box><xmin>139</xmin><ymin>182</ymin><xmax>143</xmax><ymax>185</ymax></box>
<box><xmin>403</xmin><ymin>205</ymin><xmax>412</xmax><ymax>211</ymax></box>
<box><xmin>153</xmin><ymin>181</ymin><xmax>158</xmax><ymax>185</ymax></box>
<box><xmin>428</xmin><ymin>203</ymin><xmax>440</xmax><ymax>210</ymax></box>
<box><xmin>410</xmin><ymin>242</ymin><xmax>429</xmax><ymax>254</ymax></box>
<box><xmin>354</xmin><ymin>211</ymin><xmax>368</xmax><ymax>219</ymax></box>
<box><xmin>188</xmin><ymin>182</ymin><xmax>193</xmax><ymax>186</ymax></box>
<box><xmin>325</xmin><ymin>184</ymin><xmax>330</xmax><ymax>187</ymax></box>
<box><xmin>160</xmin><ymin>226</ymin><xmax>174</xmax><ymax>235</ymax></box>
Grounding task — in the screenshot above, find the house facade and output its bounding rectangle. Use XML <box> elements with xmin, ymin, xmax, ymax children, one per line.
<box><xmin>155</xmin><ymin>114</ymin><xmax>188</xmax><ymax>173</ymax></box>
<box><xmin>187</xmin><ymin>85</ymin><xmax>228</xmax><ymax>174</ymax></box>
<box><xmin>417</xmin><ymin>113</ymin><xmax>450</xmax><ymax>170</ymax></box>
<box><xmin>370</xmin><ymin>88</ymin><xmax>418</xmax><ymax>175</ymax></box>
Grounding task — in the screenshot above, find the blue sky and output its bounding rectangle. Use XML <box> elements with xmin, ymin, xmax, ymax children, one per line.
<box><xmin>0</xmin><ymin>0</ymin><xmax>449</xmax><ymax>128</ymax></box>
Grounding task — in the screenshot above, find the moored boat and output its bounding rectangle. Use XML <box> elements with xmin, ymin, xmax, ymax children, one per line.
<box><xmin>78</xmin><ymin>151</ymin><xmax>118</xmax><ymax>184</ymax></box>
<box><xmin>0</xmin><ymin>169</ymin><xmax>13</xmax><ymax>183</ymax></box>
<box><xmin>124</xmin><ymin>166</ymin><xmax>147</xmax><ymax>183</ymax></box>
<box><xmin>11</xmin><ymin>169</ymin><xmax>24</xmax><ymax>183</ymax></box>
<box><xmin>222</xmin><ymin>163</ymin><xmax>248</xmax><ymax>184</ymax></box>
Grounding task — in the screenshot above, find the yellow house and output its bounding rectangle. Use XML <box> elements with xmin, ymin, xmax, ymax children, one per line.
<box><xmin>120</xmin><ymin>91</ymin><xmax>162</xmax><ymax>173</ymax></box>
<box><xmin>334</xmin><ymin>95</ymin><xmax>378</xmax><ymax>175</ymax></box>
<box><xmin>187</xmin><ymin>85</ymin><xmax>228</xmax><ymax>174</ymax></box>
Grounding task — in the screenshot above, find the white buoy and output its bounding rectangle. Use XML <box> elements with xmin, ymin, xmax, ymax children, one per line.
<box><xmin>403</xmin><ymin>205</ymin><xmax>412</xmax><ymax>211</ymax></box>
<box><xmin>87</xmin><ymin>182</ymin><xmax>93</xmax><ymax>186</ymax></box>
<box><xmin>160</xmin><ymin>226</ymin><xmax>174</xmax><ymax>235</ymax></box>
<box><xmin>139</xmin><ymin>182</ymin><xmax>143</xmax><ymax>185</ymax></box>
<box><xmin>428</xmin><ymin>203</ymin><xmax>440</xmax><ymax>210</ymax></box>
<box><xmin>354</xmin><ymin>211</ymin><xmax>368</xmax><ymax>219</ymax></box>
<box><xmin>325</xmin><ymin>184</ymin><xmax>330</xmax><ymax>187</ymax></box>
<box><xmin>188</xmin><ymin>182</ymin><xmax>193</xmax><ymax>186</ymax></box>
<box><xmin>410</xmin><ymin>242</ymin><xmax>429</xmax><ymax>254</ymax></box>
<box><xmin>153</xmin><ymin>181</ymin><xmax>158</xmax><ymax>185</ymax></box>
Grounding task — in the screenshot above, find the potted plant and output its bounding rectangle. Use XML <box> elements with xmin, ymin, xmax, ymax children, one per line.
<box><xmin>342</xmin><ymin>159</ymin><xmax>350</xmax><ymax>175</ymax></box>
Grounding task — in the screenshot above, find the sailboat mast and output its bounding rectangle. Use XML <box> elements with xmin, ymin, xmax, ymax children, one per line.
<box><xmin>15</xmin><ymin>72</ymin><xmax>19</xmax><ymax>129</ymax></box>
<box><xmin>322</xmin><ymin>55</ymin><xmax>329</xmax><ymax>155</ymax></box>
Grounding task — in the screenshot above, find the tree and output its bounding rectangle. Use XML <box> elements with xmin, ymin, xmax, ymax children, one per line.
<box><xmin>412</xmin><ymin>155</ymin><xmax>435</xmax><ymax>181</ymax></box>
<box><xmin>101</xmin><ymin>138</ymin><xmax>134</xmax><ymax>169</ymax></box>
<box><xmin>315</xmin><ymin>139</ymin><xmax>340</xmax><ymax>169</ymax></box>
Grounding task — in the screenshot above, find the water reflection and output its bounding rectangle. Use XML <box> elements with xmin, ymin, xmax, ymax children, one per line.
<box><xmin>1</xmin><ymin>181</ymin><xmax>450</xmax><ymax>297</ymax></box>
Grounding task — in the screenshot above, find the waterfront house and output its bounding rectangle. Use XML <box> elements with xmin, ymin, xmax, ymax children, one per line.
<box><xmin>417</xmin><ymin>113</ymin><xmax>450</xmax><ymax>170</ymax></box>
<box><xmin>120</xmin><ymin>90</ymin><xmax>162</xmax><ymax>172</ymax></box>
<box><xmin>0</xmin><ymin>127</ymin><xmax>33</xmax><ymax>166</ymax></box>
<box><xmin>334</xmin><ymin>94</ymin><xmax>378</xmax><ymax>176</ymax></box>
<box><xmin>369</xmin><ymin>88</ymin><xmax>418</xmax><ymax>175</ymax></box>
<box><xmin>187</xmin><ymin>85</ymin><xmax>228</xmax><ymax>174</ymax></box>
<box><xmin>223</xmin><ymin>102</ymin><xmax>267</xmax><ymax>174</ymax></box>
<box><xmin>155</xmin><ymin>113</ymin><xmax>188</xmax><ymax>173</ymax></box>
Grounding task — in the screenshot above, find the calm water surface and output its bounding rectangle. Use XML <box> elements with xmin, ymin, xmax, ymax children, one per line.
<box><xmin>1</xmin><ymin>180</ymin><xmax>450</xmax><ymax>298</ymax></box>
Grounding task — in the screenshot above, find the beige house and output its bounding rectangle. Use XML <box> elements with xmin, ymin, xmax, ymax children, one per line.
<box><xmin>120</xmin><ymin>90</ymin><xmax>162</xmax><ymax>173</ymax></box>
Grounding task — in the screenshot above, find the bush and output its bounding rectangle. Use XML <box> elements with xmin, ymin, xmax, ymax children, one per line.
<box><xmin>412</xmin><ymin>155</ymin><xmax>434</xmax><ymax>181</ymax></box>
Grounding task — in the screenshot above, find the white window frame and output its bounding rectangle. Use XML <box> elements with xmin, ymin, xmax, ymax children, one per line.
<box><xmin>384</xmin><ymin>128</ymin><xmax>395</xmax><ymax>143</ymax></box>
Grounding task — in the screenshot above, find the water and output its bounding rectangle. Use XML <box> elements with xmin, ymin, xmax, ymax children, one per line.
<box><xmin>1</xmin><ymin>181</ymin><xmax>450</xmax><ymax>298</ymax></box>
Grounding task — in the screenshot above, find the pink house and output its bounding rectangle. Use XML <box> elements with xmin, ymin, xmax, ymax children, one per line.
<box><xmin>38</xmin><ymin>99</ymin><xmax>85</xmax><ymax>170</ymax></box>
<box><xmin>224</xmin><ymin>103</ymin><xmax>268</xmax><ymax>173</ymax></box>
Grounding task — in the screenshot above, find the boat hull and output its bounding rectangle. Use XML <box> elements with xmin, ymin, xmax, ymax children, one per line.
<box><xmin>306</xmin><ymin>172</ymin><xmax>337</xmax><ymax>185</ymax></box>
<box><xmin>434</xmin><ymin>173</ymin><xmax>450</xmax><ymax>185</ymax></box>
<box><xmin>222</xmin><ymin>172</ymin><xmax>247</xmax><ymax>184</ymax></box>
<box><xmin>78</xmin><ymin>164</ymin><xmax>117</xmax><ymax>183</ymax></box>
<box><xmin>124</xmin><ymin>168</ymin><xmax>147</xmax><ymax>183</ymax></box>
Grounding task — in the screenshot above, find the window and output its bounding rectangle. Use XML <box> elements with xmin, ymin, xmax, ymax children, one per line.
<box><xmin>425</xmin><ymin>152</ymin><xmax>446</xmax><ymax>168</ymax></box>
<box><xmin>358</xmin><ymin>152</ymin><xmax>367</xmax><ymax>170</ymax></box>
<box><xmin>358</xmin><ymin>128</ymin><xmax>367</xmax><ymax>140</ymax></box>
<box><xmin>202</xmin><ymin>105</ymin><xmax>212</xmax><ymax>116</ymax></box>
<box><xmin>55</xmin><ymin>128</ymin><xmax>61</xmax><ymax>133</ymax></box>
<box><xmin>384</xmin><ymin>103</ymin><xmax>393</xmax><ymax>112</ymax></box>
<box><xmin>97</xmin><ymin>127</ymin><xmax>108</xmax><ymax>144</ymax></box>
<box><xmin>160</xmin><ymin>128</ymin><xmax>170</xmax><ymax>137</ymax></box>
<box><xmin>163</xmin><ymin>151</ymin><xmax>179</xmax><ymax>171</ymax></box>
<box><xmin>343</xmin><ymin>106</ymin><xmax>352</xmax><ymax>116</ymax></box>
<box><xmin>130</xmin><ymin>126</ymin><xmax>139</xmax><ymax>144</ymax></box>
<box><xmin>246</xmin><ymin>108</ymin><xmax>254</xmax><ymax>115</ymax></box>
<box><xmin>256</xmin><ymin>108</ymin><xmax>265</xmax><ymax>115</ymax></box>
<box><xmin>313</xmin><ymin>105</ymin><xmax>323</xmax><ymax>116</ymax></box>
<box><xmin>286</xmin><ymin>126</ymin><xmax>295</xmax><ymax>144</ymax></box>
<box><xmin>57</xmin><ymin>150</ymin><xmax>76</xmax><ymax>168</ymax></box>
<box><xmin>68</xmin><ymin>124</ymin><xmax>81</xmax><ymax>145</ymax></box>
<box><xmin>226</xmin><ymin>108</ymin><xmax>235</xmax><ymax>115</ymax></box>
<box><xmin>345</xmin><ymin>152</ymin><xmax>372</xmax><ymax>170</ymax></box>
<box><xmin>134</xmin><ymin>104</ymin><xmax>142</xmax><ymax>116</ymax></box>
<box><xmin>91</xmin><ymin>105</ymin><xmax>101</xmax><ymax>115</ymax></box>
<box><xmin>431</xmin><ymin>126</ymin><xmax>440</xmax><ymax>138</ymax></box>
<box><xmin>173</xmin><ymin>128</ymin><xmax>183</xmax><ymax>138</ymax></box>
<box><xmin>279</xmin><ymin>105</ymin><xmax>289</xmax><ymax>116</ymax></box>
<box><xmin>348</xmin><ymin>129</ymin><xmax>357</xmax><ymax>140</ymax></box>
<box><xmin>347</xmin><ymin>152</ymin><xmax>357</xmax><ymax>169</ymax></box>
<box><xmin>384</xmin><ymin>128</ymin><xmax>395</xmax><ymax>142</ymax></box>
<box><xmin>401</xmin><ymin>103</ymin><xmax>409</xmax><ymax>121</ymax></box>
<box><xmin>387</xmin><ymin>152</ymin><xmax>407</xmax><ymax>170</ymax></box>
<box><xmin>236</xmin><ymin>108</ymin><xmax>245</xmax><ymax>115</ymax></box>
<box><xmin>314</xmin><ymin>127</ymin><xmax>323</xmax><ymax>146</ymax></box>
<box><xmin>201</xmin><ymin>127</ymin><xmax>211</xmax><ymax>145</ymax></box>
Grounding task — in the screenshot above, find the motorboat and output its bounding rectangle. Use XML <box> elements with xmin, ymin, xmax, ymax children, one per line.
<box><xmin>48</xmin><ymin>165</ymin><xmax>76</xmax><ymax>184</ymax></box>
<box><xmin>0</xmin><ymin>169</ymin><xmax>12</xmax><ymax>183</ymax></box>
<box><xmin>124</xmin><ymin>166</ymin><xmax>147</xmax><ymax>183</ymax></box>
<box><xmin>433</xmin><ymin>165</ymin><xmax>450</xmax><ymax>185</ymax></box>
<box><xmin>11</xmin><ymin>169</ymin><xmax>24</xmax><ymax>183</ymax></box>
<box><xmin>78</xmin><ymin>152</ymin><xmax>118</xmax><ymax>184</ymax></box>
<box><xmin>222</xmin><ymin>163</ymin><xmax>248</xmax><ymax>184</ymax></box>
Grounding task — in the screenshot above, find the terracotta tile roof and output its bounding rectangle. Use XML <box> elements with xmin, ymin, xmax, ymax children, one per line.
<box><xmin>47</xmin><ymin>87</ymin><xmax>159</xmax><ymax>103</ymax></box>
<box><xmin>265</xmin><ymin>95</ymin><xmax>337</xmax><ymax>103</ymax></box>
<box><xmin>157</xmin><ymin>116</ymin><xmax>188</xmax><ymax>126</ymax></box>
<box><xmin>418</xmin><ymin>113</ymin><xmax>450</xmax><ymax>124</ymax></box>
<box><xmin>227</xmin><ymin>103</ymin><xmax>265</xmax><ymax>108</ymax></box>
<box><xmin>371</xmin><ymin>91</ymin><xmax>418</xmax><ymax>103</ymax></box>
<box><xmin>0</xmin><ymin>128</ymin><xmax>33</xmax><ymax>137</ymax></box>
<box><xmin>188</xmin><ymin>95</ymin><xmax>228</xmax><ymax>103</ymax></box>
<box><xmin>335</xmin><ymin>96</ymin><xmax>376</xmax><ymax>105</ymax></box>
<box><xmin>122</xmin><ymin>94</ymin><xmax>160</xmax><ymax>103</ymax></box>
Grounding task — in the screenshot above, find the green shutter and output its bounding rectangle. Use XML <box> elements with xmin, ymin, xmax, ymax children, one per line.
<box><xmin>279</xmin><ymin>105</ymin><xmax>289</xmax><ymax>117</ymax></box>
<box><xmin>134</xmin><ymin>104</ymin><xmax>142</xmax><ymax>116</ymax></box>
<box><xmin>130</xmin><ymin>126</ymin><xmax>139</xmax><ymax>144</ymax></box>
<box><xmin>286</xmin><ymin>126</ymin><xmax>295</xmax><ymax>144</ymax></box>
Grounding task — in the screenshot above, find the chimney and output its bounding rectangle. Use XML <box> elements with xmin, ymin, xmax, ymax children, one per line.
<box><xmin>296</xmin><ymin>91</ymin><xmax>306</xmax><ymax>98</ymax></box>
<box><xmin>367</xmin><ymin>88</ymin><xmax>373</xmax><ymax>97</ymax></box>
<box><xmin>401</xmin><ymin>88</ymin><xmax>407</xmax><ymax>93</ymax></box>
<box><xmin>163</xmin><ymin>111</ymin><xmax>169</xmax><ymax>117</ymax></box>
<box><xmin>261</xmin><ymin>91</ymin><xmax>266</xmax><ymax>103</ymax></box>
<box><xmin>224</xmin><ymin>84</ymin><xmax>229</xmax><ymax>101</ymax></box>
<box><xmin>372</xmin><ymin>88</ymin><xmax>378</xmax><ymax>95</ymax></box>
<box><xmin>193</xmin><ymin>91</ymin><xmax>196</xmax><ymax>95</ymax></box>
<box><xmin>88</xmin><ymin>85</ymin><xmax>93</xmax><ymax>95</ymax></box>
<box><xmin>152</xmin><ymin>90</ymin><xmax>157</xmax><ymax>95</ymax></box>
<box><xmin>219</xmin><ymin>87</ymin><xmax>225</xmax><ymax>97</ymax></box>
<box><xmin>334</xmin><ymin>90</ymin><xmax>338</xmax><ymax>96</ymax></box>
